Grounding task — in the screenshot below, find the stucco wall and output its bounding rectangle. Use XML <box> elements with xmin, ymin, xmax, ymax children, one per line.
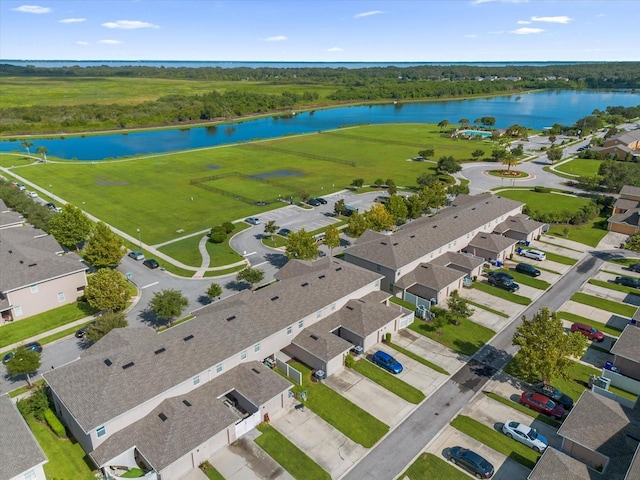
<box><xmin>561</xmin><ymin>438</ymin><xmax>608</xmax><ymax>471</ymax></box>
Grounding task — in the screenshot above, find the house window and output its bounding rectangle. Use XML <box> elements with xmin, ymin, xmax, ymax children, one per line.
<box><xmin>57</xmin><ymin>292</ymin><xmax>65</xmax><ymax>302</ymax></box>
<box><xmin>24</xmin><ymin>470</ymin><xmax>37</xmax><ymax>480</ymax></box>
<box><xmin>241</xmin><ymin>350</ymin><xmax>247</xmax><ymax>360</ymax></box>
<box><xmin>316</xmin><ymin>310</ymin><xmax>322</xmax><ymax>319</ymax></box>
<box><xmin>96</xmin><ymin>426</ymin><xmax>106</xmax><ymax>438</ymax></box>
<box><xmin>30</xmin><ymin>284</ymin><xmax>38</xmax><ymax>293</ymax></box>
<box><xmin>287</xmin><ymin>326</ymin><xmax>292</xmax><ymax>335</ymax></box>
<box><xmin>216</xmin><ymin>363</ymin><xmax>223</xmax><ymax>374</ymax></box>
<box><xmin>76</xmin><ymin>286</ymin><xmax>85</xmax><ymax>292</ymax></box>
<box><xmin>254</xmin><ymin>343</ymin><xmax>261</xmax><ymax>352</ymax></box>
<box><xmin>376</xmin><ymin>264</ymin><xmax>381</xmax><ymax>272</ymax></box>
<box><xmin>298</xmin><ymin>320</ymin><xmax>304</xmax><ymax>328</ymax></box>
<box><xmin>193</xmin><ymin>375</ymin><xmax>200</xmax><ymax>385</ymax></box>
<box><xmin>14</xmin><ymin>306</ymin><xmax>23</xmax><ymax>317</ymax></box>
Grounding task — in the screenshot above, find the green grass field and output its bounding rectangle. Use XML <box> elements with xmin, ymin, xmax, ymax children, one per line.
<box><xmin>351</xmin><ymin>358</ymin><xmax>425</xmax><ymax>404</ymax></box>
<box><xmin>496</xmin><ymin>189</ymin><xmax>592</xmax><ymax>215</ymax></box>
<box><xmin>408</xmin><ymin>317</ymin><xmax>495</xmax><ymax>357</ymax></box>
<box><xmin>0</xmin><ymin>124</ymin><xmax>489</xmax><ymax>245</ymax></box>
<box><xmin>554</xmin><ymin>159</ymin><xmax>602</xmax><ymax>177</ymax></box>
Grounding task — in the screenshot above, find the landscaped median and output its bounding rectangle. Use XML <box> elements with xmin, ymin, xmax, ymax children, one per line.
<box><xmin>588</xmin><ymin>278</ymin><xmax>640</xmax><ymax>296</ymax></box>
<box><xmin>471</xmin><ymin>282</ymin><xmax>531</xmax><ymax>306</ymax></box>
<box><xmin>401</xmin><ymin>453</ymin><xmax>470</xmax><ymax>479</ymax></box>
<box><xmin>288</xmin><ymin>362</ymin><xmax>389</xmax><ymax>447</ymax></box>
<box><xmin>350</xmin><ymin>357</ymin><xmax>425</xmax><ymax>404</ymax></box>
<box><xmin>570</xmin><ymin>292</ymin><xmax>637</xmax><ymax>318</ymax></box>
<box><xmin>543</xmin><ymin>251</ymin><xmax>577</xmax><ymax>266</ymax></box>
<box><xmin>385</xmin><ymin>341</ymin><xmax>450</xmax><ymax>375</ymax></box>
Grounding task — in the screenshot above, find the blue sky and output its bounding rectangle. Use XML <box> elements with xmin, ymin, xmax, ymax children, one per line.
<box><xmin>0</xmin><ymin>0</ymin><xmax>636</xmax><ymax>62</ymax></box>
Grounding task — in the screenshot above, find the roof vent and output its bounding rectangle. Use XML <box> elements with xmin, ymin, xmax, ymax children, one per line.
<box><xmin>454</xmin><ymin>215</ymin><xmax>458</xmax><ymax>219</ymax></box>
<box><xmin>28</xmin><ymin>263</ymin><xmax>37</xmax><ymax>267</ymax></box>
<box><xmin>182</xmin><ymin>400</ymin><xmax>192</xmax><ymax>407</ymax></box>
<box><xmin>154</xmin><ymin>347</ymin><xmax>166</xmax><ymax>355</ymax></box>
<box><xmin>346</xmin><ymin>306</ymin><xmax>354</xmax><ymax>310</ymax></box>
<box><xmin>8</xmin><ymin>250</ymin><xmax>12</xmax><ymax>254</ymax></box>
<box><xmin>393</xmin><ymin>242</ymin><xmax>399</xmax><ymax>246</ymax></box>
<box><xmin>251</xmin><ymin>368</ymin><xmax>261</xmax><ymax>374</ymax></box>
<box><xmin>271</xmin><ymin>296</ymin><xmax>279</xmax><ymax>301</ymax></box>
<box><xmin>432</xmin><ymin>225</ymin><xmax>437</xmax><ymax>228</ymax></box>
<box><xmin>410</xmin><ymin>235</ymin><xmax>415</xmax><ymax>239</ymax></box>
<box><xmin>19</xmin><ymin>260</ymin><xmax>24</xmax><ymax>264</ymax></box>
<box><xmin>122</xmin><ymin>362</ymin><xmax>135</xmax><ymax>370</ymax></box>
<box><xmin>183</xmin><ymin>334</ymin><xmax>194</xmax><ymax>341</ymax></box>
<box><xmin>310</xmin><ymin>334</ymin><xmax>319</xmax><ymax>340</ymax></box>
<box><xmin>301</xmin><ymin>282</ymin><xmax>309</xmax><ymax>287</ymax></box>
<box><xmin>472</xmin><ymin>207</ymin><xmax>476</xmax><ymax>210</ymax></box>
<box><xmin>226</xmin><ymin>315</ymin><xmax>236</xmax><ymax>322</ymax></box>
<box><xmin>380</xmin><ymin>242</ymin><xmax>387</xmax><ymax>245</ymax></box>
<box><xmin>158</xmin><ymin>413</ymin><xmax>168</xmax><ymax>422</ymax></box>
<box><xmin>318</xmin><ymin>274</ymin><xmax>326</xmax><ymax>279</ymax></box>
<box><xmin>335</xmin><ymin>267</ymin><xmax>342</xmax><ymax>271</ymax></box>
<box><xmin>104</xmin><ymin>359</ymin><xmax>112</xmax><ymax>366</ymax></box>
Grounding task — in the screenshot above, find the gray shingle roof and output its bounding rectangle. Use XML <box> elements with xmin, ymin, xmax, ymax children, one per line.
<box><xmin>44</xmin><ymin>258</ymin><xmax>381</xmax><ymax>432</ymax></box>
<box><xmin>609</xmin><ymin>210</ymin><xmax>640</xmax><ymax>227</ymax></box>
<box><xmin>467</xmin><ymin>232</ymin><xmax>517</xmax><ymax>254</ymax></box>
<box><xmin>0</xmin><ymin>199</ymin><xmax>24</xmax><ymax>228</ymax></box>
<box><xmin>0</xmin><ymin>226</ymin><xmax>86</xmax><ymax>292</ymax></box>
<box><xmin>0</xmin><ymin>395</ymin><xmax>47</xmax><ymax>479</ymax></box>
<box><xmin>493</xmin><ymin>214</ymin><xmax>545</xmax><ymax>235</ymax></box>
<box><xmin>344</xmin><ymin>194</ymin><xmax>522</xmax><ymax>270</ymax></box>
<box><xmin>91</xmin><ymin>362</ymin><xmax>291</xmax><ymax>471</ymax></box>
<box><xmin>611</xmin><ymin>325</ymin><xmax>640</xmax><ymax>362</ymax></box>
<box><xmin>528</xmin><ymin>447</ymin><xmax>600</xmax><ymax>480</ymax></box>
<box><xmin>396</xmin><ymin>263</ymin><xmax>465</xmax><ymax>290</ymax></box>
<box><xmin>293</xmin><ymin>326</ymin><xmax>353</xmax><ymax>361</ymax></box>
<box><xmin>621</xmin><ymin>185</ymin><xmax>640</xmax><ymax>198</ymax></box>
<box><xmin>430</xmin><ymin>251</ymin><xmax>484</xmax><ymax>271</ymax></box>
<box><xmin>615</xmin><ymin>198</ymin><xmax>640</xmax><ymax>211</ymax></box>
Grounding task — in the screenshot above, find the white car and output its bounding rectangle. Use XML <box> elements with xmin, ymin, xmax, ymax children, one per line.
<box><xmin>522</xmin><ymin>249</ymin><xmax>546</xmax><ymax>261</ymax></box>
<box><xmin>502</xmin><ymin>420</ymin><xmax>548</xmax><ymax>452</ymax></box>
<box><xmin>27</xmin><ymin>190</ymin><xmax>38</xmax><ymax>198</ymax></box>
<box><xmin>245</xmin><ymin>217</ymin><xmax>261</xmax><ymax>225</ymax></box>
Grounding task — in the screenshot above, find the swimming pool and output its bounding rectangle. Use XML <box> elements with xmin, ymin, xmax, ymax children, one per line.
<box><xmin>459</xmin><ymin>129</ymin><xmax>492</xmax><ymax>137</ymax></box>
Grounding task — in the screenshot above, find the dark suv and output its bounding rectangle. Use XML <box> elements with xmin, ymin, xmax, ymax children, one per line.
<box><xmin>515</xmin><ymin>263</ymin><xmax>541</xmax><ymax>277</ymax></box>
<box><xmin>488</xmin><ymin>272</ymin><xmax>519</xmax><ymax>292</ymax></box>
<box><xmin>446</xmin><ymin>446</ymin><xmax>494</xmax><ymax>478</ymax></box>
<box><xmin>615</xmin><ymin>276</ymin><xmax>640</xmax><ymax>288</ymax></box>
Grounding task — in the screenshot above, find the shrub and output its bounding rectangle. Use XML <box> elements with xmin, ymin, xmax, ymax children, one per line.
<box><xmin>384</xmin><ymin>332</ymin><xmax>392</xmax><ymax>343</ymax></box>
<box><xmin>345</xmin><ymin>353</ymin><xmax>356</xmax><ymax>369</ymax></box>
<box><xmin>44</xmin><ymin>408</ymin><xmax>67</xmax><ymax>438</ymax></box>
<box><xmin>16</xmin><ymin>386</ymin><xmax>51</xmax><ymax>421</ymax></box>
<box><xmin>222</xmin><ymin>222</ymin><xmax>235</xmax><ymax>234</ymax></box>
<box><xmin>209</xmin><ymin>226</ymin><xmax>227</xmax><ymax>243</ymax></box>
<box><xmin>533</xmin><ymin>186</ymin><xmax>551</xmax><ymax>193</ymax></box>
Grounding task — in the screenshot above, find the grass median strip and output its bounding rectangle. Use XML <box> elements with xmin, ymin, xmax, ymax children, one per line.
<box><xmin>589</xmin><ymin>278</ymin><xmax>640</xmax><ymax>297</ymax></box>
<box><xmin>386</xmin><ymin>342</ymin><xmax>450</xmax><ymax>375</ymax></box>
<box><xmin>471</xmin><ymin>282</ymin><xmax>531</xmax><ymax>305</ymax></box>
<box><xmin>450</xmin><ymin>415</ymin><xmax>540</xmax><ymax>469</ymax></box>
<box><xmin>256</xmin><ymin>423</ymin><xmax>330</xmax><ymax>480</ymax></box>
<box><xmin>570</xmin><ymin>292</ymin><xmax>636</xmax><ymax>318</ymax></box>
<box><xmin>401</xmin><ymin>453</ymin><xmax>470</xmax><ymax>480</ymax></box>
<box><xmin>556</xmin><ymin>311</ymin><xmax>623</xmax><ymax>337</ymax></box>
<box><xmin>464</xmin><ymin>299</ymin><xmax>509</xmax><ymax>318</ymax></box>
<box><xmin>289</xmin><ymin>361</ymin><xmax>389</xmax><ymax>447</ymax></box>
<box><xmin>351</xmin><ymin>359</ymin><xmax>425</xmax><ymax>404</ymax></box>
<box><xmin>495</xmin><ymin>268</ymin><xmax>550</xmax><ymax>290</ymax></box>
<box><xmin>408</xmin><ymin>317</ymin><xmax>495</xmax><ymax>357</ymax></box>
<box><xmin>543</xmin><ymin>251</ymin><xmax>577</xmax><ymax>266</ymax></box>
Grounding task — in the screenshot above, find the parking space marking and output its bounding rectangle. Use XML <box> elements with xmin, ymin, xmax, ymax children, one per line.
<box><xmin>141</xmin><ymin>281</ymin><xmax>159</xmax><ymax>289</ymax></box>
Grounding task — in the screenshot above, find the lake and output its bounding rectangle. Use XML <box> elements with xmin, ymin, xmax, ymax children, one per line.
<box><xmin>1</xmin><ymin>90</ymin><xmax>638</xmax><ymax>161</ymax></box>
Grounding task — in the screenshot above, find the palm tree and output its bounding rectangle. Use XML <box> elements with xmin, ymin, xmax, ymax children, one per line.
<box><xmin>437</xmin><ymin>119</ymin><xmax>450</xmax><ymax>132</ymax></box>
<box><xmin>458</xmin><ymin>118</ymin><xmax>470</xmax><ymax>129</ymax></box>
<box><xmin>36</xmin><ymin>146</ymin><xmax>48</xmax><ymax>162</ymax></box>
<box><xmin>502</xmin><ymin>154</ymin><xmax>519</xmax><ymax>172</ymax></box>
<box><xmin>20</xmin><ymin>140</ymin><xmax>34</xmax><ymax>154</ymax></box>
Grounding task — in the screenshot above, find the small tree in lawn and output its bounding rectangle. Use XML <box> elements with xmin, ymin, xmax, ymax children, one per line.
<box><xmin>85</xmin><ymin>311</ymin><xmax>128</xmax><ymax>343</ymax></box>
<box><xmin>437</xmin><ymin>119</ymin><xmax>450</xmax><ymax>131</ymax></box>
<box><xmin>436</xmin><ymin>156</ymin><xmax>461</xmax><ymax>174</ymax></box>
<box><xmin>20</xmin><ymin>140</ymin><xmax>34</xmax><ymax>154</ymax></box>
<box><xmin>6</xmin><ymin>347</ymin><xmax>41</xmax><ymax>386</ymax></box>
<box><xmin>149</xmin><ymin>289</ymin><xmax>189</xmax><ymax>327</ymax></box>
<box><xmin>471</xmin><ymin>149</ymin><xmax>485</xmax><ymax>161</ymax></box>
<box><xmin>418</xmin><ymin>149</ymin><xmax>434</xmax><ymax>160</ymax></box>
<box><xmin>206</xmin><ymin>283</ymin><xmax>223</xmax><ymax>301</ymax></box>
<box><xmin>350</xmin><ymin>178</ymin><xmax>365</xmax><ymax>189</ymax></box>
<box><xmin>323</xmin><ymin>225</ymin><xmax>340</xmax><ymax>257</ymax></box>
<box><xmin>547</xmin><ymin>146</ymin><xmax>563</xmax><ymax>164</ymax></box>
<box><xmin>501</xmin><ymin>154</ymin><xmax>519</xmax><ymax>172</ymax></box>
<box><xmin>85</xmin><ymin>268</ymin><xmax>130</xmax><ymax>312</ymax></box>
<box><xmin>263</xmin><ymin>220</ymin><xmax>278</xmax><ymax>242</ymax></box>
<box><xmin>512</xmin><ymin>307</ymin><xmax>587</xmax><ymax>382</ymax></box>
<box><xmin>446</xmin><ymin>290</ymin><xmax>473</xmax><ymax>326</ymax></box>
<box><xmin>236</xmin><ymin>267</ymin><xmax>265</xmax><ymax>291</ymax></box>
<box><xmin>626</xmin><ymin>233</ymin><xmax>640</xmax><ymax>253</ymax></box>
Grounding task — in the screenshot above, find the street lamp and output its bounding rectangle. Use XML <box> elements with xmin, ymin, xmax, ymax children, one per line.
<box><xmin>82</xmin><ymin>201</ymin><xmax>85</xmax><ymax>212</ymax></box>
<box><xmin>136</xmin><ymin>228</ymin><xmax>141</xmax><ymax>248</ymax></box>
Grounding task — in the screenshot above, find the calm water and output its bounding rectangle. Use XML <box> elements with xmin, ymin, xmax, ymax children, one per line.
<box><xmin>1</xmin><ymin>90</ymin><xmax>638</xmax><ymax>161</ymax></box>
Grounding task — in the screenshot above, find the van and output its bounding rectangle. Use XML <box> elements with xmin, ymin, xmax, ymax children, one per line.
<box><xmin>522</xmin><ymin>249</ymin><xmax>546</xmax><ymax>261</ymax></box>
<box><xmin>515</xmin><ymin>263</ymin><xmax>541</xmax><ymax>277</ymax></box>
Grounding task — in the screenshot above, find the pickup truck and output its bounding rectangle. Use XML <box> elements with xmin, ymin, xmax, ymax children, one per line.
<box><xmin>488</xmin><ymin>272</ymin><xmax>520</xmax><ymax>292</ymax></box>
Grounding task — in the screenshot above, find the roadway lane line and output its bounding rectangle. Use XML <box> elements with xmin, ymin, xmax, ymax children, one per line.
<box><xmin>243</xmin><ymin>251</ymin><xmax>257</xmax><ymax>257</ymax></box>
<box><xmin>141</xmin><ymin>281</ymin><xmax>159</xmax><ymax>289</ymax></box>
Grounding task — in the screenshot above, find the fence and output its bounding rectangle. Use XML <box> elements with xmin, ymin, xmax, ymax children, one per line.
<box><xmin>276</xmin><ymin>357</ymin><xmax>302</xmax><ymax>385</ymax></box>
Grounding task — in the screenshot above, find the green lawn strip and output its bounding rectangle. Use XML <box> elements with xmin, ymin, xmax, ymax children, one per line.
<box><xmin>351</xmin><ymin>359</ymin><xmax>425</xmax><ymax>404</ymax></box>
<box><xmin>589</xmin><ymin>344</ymin><xmax>610</xmax><ymax>354</ymax></box>
<box><xmin>554</xmin><ymin>159</ymin><xmax>602</xmax><ymax>177</ymax></box>
<box><xmin>537</xmin><ymin>239</ymin><xmax>584</xmax><ymax>253</ymax></box>
<box><xmin>0</xmin><ymin>302</ymin><xmax>98</xmax><ymax>350</ymax></box>
<box><xmin>471</xmin><ymin>282</ymin><xmax>531</xmax><ymax>306</ymax></box>
<box><xmin>202</xmin><ymin>467</ymin><xmax>225</xmax><ymax>480</ymax></box>
<box><xmin>408</xmin><ymin>317</ymin><xmax>495</xmax><ymax>357</ymax></box>
<box><xmin>262</xmin><ymin>235</ymin><xmax>288</xmax><ymax>248</ymax></box>
<box><xmin>255</xmin><ymin>423</ymin><xmax>330</xmax><ymax>480</ymax></box>
<box><xmin>25</xmin><ymin>413</ymin><xmax>97</xmax><ymax>480</ymax></box>
<box><xmin>496</xmin><ymin>189</ymin><xmax>592</xmax><ymax>215</ymax></box>
<box><xmin>543</xmin><ymin>251</ymin><xmax>577</xmax><ymax>266</ymax></box>
<box><xmin>570</xmin><ymin>292</ymin><xmax>636</xmax><ymax>318</ymax></box>
<box><xmin>401</xmin><ymin>453</ymin><xmax>470</xmax><ymax>480</ymax></box>
<box><xmin>289</xmin><ymin>361</ymin><xmax>388</xmax><ymax>447</ymax></box>
<box><xmin>483</xmin><ymin>392</ymin><xmax>560</xmax><ymax>428</ymax></box>
<box><xmin>386</xmin><ymin>341</ymin><xmax>450</xmax><ymax>375</ymax></box>
<box><xmin>556</xmin><ymin>311</ymin><xmax>623</xmax><ymax>337</ymax></box>
<box><xmin>389</xmin><ymin>296</ymin><xmax>416</xmax><ymax>310</ymax></box>
<box><xmin>589</xmin><ymin>279</ymin><xmax>640</xmax><ymax>297</ymax></box>
<box><xmin>464</xmin><ymin>299</ymin><xmax>509</xmax><ymax>318</ymax></box>
<box><xmin>450</xmin><ymin>415</ymin><xmax>539</xmax><ymax>469</ymax></box>
<box><xmin>609</xmin><ymin>258</ymin><xmax>640</xmax><ymax>267</ymax></box>
<box><xmin>602</xmin><ymin>269</ymin><xmax>632</xmax><ymax>277</ymax></box>
<box><xmin>203</xmin><ymin>264</ymin><xmax>246</xmax><ymax>277</ymax></box>
<box><xmin>9</xmin><ymin>379</ymin><xmax>46</xmax><ymax>398</ymax></box>
<box><xmin>495</xmin><ymin>268</ymin><xmax>550</xmax><ymax>290</ymax></box>
<box><xmin>121</xmin><ymin>468</ymin><xmax>145</xmax><ymax>478</ymax></box>
<box><xmin>544</xmin><ymin>218</ymin><xmax>609</xmax><ymax>248</ymax></box>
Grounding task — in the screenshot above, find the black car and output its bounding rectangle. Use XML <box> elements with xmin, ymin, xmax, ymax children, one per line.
<box><xmin>307</xmin><ymin>198</ymin><xmax>322</xmax><ymax>206</ymax></box>
<box><xmin>447</xmin><ymin>446</ymin><xmax>494</xmax><ymax>478</ymax></box>
<box><xmin>316</xmin><ymin>197</ymin><xmax>327</xmax><ymax>204</ymax></box>
<box><xmin>75</xmin><ymin>321</ymin><xmax>96</xmax><ymax>339</ymax></box>
<box><xmin>278</xmin><ymin>228</ymin><xmax>291</xmax><ymax>237</ymax></box>
<box><xmin>530</xmin><ymin>382</ymin><xmax>574</xmax><ymax>410</ymax></box>
<box><xmin>2</xmin><ymin>342</ymin><xmax>43</xmax><ymax>364</ymax></box>
<box><xmin>488</xmin><ymin>272</ymin><xmax>519</xmax><ymax>292</ymax></box>
<box><xmin>615</xmin><ymin>276</ymin><xmax>640</xmax><ymax>288</ymax></box>
<box><xmin>629</xmin><ymin>264</ymin><xmax>640</xmax><ymax>273</ymax></box>
<box><xmin>515</xmin><ymin>263</ymin><xmax>541</xmax><ymax>277</ymax></box>
<box><xmin>143</xmin><ymin>258</ymin><xmax>160</xmax><ymax>269</ymax></box>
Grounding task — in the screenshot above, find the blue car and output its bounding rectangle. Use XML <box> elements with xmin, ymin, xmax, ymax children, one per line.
<box><xmin>447</xmin><ymin>446</ymin><xmax>494</xmax><ymax>478</ymax></box>
<box><xmin>2</xmin><ymin>342</ymin><xmax>43</xmax><ymax>364</ymax></box>
<box><xmin>371</xmin><ymin>350</ymin><xmax>403</xmax><ymax>374</ymax></box>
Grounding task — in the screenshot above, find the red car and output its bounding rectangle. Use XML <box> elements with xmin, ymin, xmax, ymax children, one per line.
<box><xmin>520</xmin><ymin>391</ymin><xmax>566</xmax><ymax>420</ymax></box>
<box><xmin>570</xmin><ymin>322</ymin><xmax>604</xmax><ymax>342</ymax></box>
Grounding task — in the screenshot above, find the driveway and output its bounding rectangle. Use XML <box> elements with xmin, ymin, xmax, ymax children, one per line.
<box><xmin>394</xmin><ymin>328</ymin><xmax>468</xmax><ymax>374</ymax></box>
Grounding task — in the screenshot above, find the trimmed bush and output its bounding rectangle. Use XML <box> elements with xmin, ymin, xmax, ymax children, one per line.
<box><xmin>384</xmin><ymin>332</ymin><xmax>392</xmax><ymax>343</ymax></box>
<box><xmin>345</xmin><ymin>353</ymin><xmax>356</xmax><ymax>369</ymax></box>
<box><xmin>533</xmin><ymin>186</ymin><xmax>551</xmax><ymax>193</ymax></box>
<box><xmin>222</xmin><ymin>222</ymin><xmax>235</xmax><ymax>234</ymax></box>
<box><xmin>44</xmin><ymin>408</ymin><xmax>67</xmax><ymax>438</ymax></box>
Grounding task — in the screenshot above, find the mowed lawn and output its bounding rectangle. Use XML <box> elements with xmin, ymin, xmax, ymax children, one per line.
<box><xmin>554</xmin><ymin>159</ymin><xmax>602</xmax><ymax>177</ymax></box>
<box><xmin>1</xmin><ymin>124</ymin><xmax>487</xmax><ymax>244</ymax></box>
<box><xmin>496</xmin><ymin>189</ymin><xmax>592</xmax><ymax>215</ymax></box>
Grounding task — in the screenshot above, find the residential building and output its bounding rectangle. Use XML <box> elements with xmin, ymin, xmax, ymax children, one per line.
<box><xmin>0</xmin><ymin>394</ymin><xmax>48</xmax><ymax>480</ymax></box>
<box><xmin>596</xmin><ymin>130</ymin><xmax>640</xmax><ymax>160</ymax></box>
<box><xmin>44</xmin><ymin>257</ymin><xmax>410</xmax><ymax>479</ymax></box>
<box><xmin>0</xmin><ymin>200</ymin><xmax>87</xmax><ymax>323</ymax></box>
<box><xmin>608</xmin><ymin>185</ymin><xmax>640</xmax><ymax>235</ymax></box>
<box><xmin>343</xmin><ymin>194</ymin><xmax>544</xmax><ymax>306</ymax></box>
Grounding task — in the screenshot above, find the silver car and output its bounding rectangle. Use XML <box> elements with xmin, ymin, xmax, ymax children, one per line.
<box><xmin>502</xmin><ymin>420</ymin><xmax>548</xmax><ymax>452</ymax></box>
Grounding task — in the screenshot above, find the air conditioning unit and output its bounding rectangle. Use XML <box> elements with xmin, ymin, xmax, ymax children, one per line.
<box><xmin>589</xmin><ymin>375</ymin><xmax>611</xmax><ymax>390</ymax></box>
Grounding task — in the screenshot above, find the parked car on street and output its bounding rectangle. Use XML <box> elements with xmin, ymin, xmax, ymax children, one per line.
<box><xmin>128</xmin><ymin>250</ymin><xmax>145</xmax><ymax>261</ymax></box>
<box><xmin>371</xmin><ymin>350</ymin><xmax>403</xmax><ymax>374</ymax></box>
<box><xmin>2</xmin><ymin>342</ymin><xmax>43</xmax><ymax>364</ymax></box>
<box><xmin>307</xmin><ymin>198</ymin><xmax>322</xmax><ymax>206</ymax></box>
<box><xmin>75</xmin><ymin>321</ymin><xmax>97</xmax><ymax>339</ymax></box>
<box><xmin>446</xmin><ymin>446</ymin><xmax>494</xmax><ymax>478</ymax></box>
<box><xmin>245</xmin><ymin>217</ymin><xmax>261</xmax><ymax>225</ymax></box>
<box><xmin>521</xmin><ymin>249</ymin><xmax>546</xmax><ymax>261</ymax></box>
<box><xmin>570</xmin><ymin>322</ymin><xmax>604</xmax><ymax>342</ymax></box>
<box><xmin>530</xmin><ymin>382</ymin><xmax>574</xmax><ymax>410</ymax></box>
<box><xmin>502</xmin><ymin>420</ymin><xmax>548</xmax><ymax>452</ymax></box>
<box><xmin>27</xmin><ymin>190</ymin><xmax>38</xmax><ymax>198</ymax></box>
<box><xmin>615</xmin><ymin>276</ymin><xmax>640</xmax><ymax>288</ymax></box>
<box><xmin>520</xmin><ymin>391</ymin><xmax>566</xmax><ymax>420</ymax></box>
<box><xmin>487</xmin><ymin>272</ymin><xmax>519</xmax><ymax>292</ymax></box>
<box><xmin>515</xmin><ymin>263</ymin><xmax>541</xmax><ymax>277</ymax></box>
<box><xmin>143</xmin><ymin>258</ymin><xmax>160</xmax><ymax>269</ymax></box>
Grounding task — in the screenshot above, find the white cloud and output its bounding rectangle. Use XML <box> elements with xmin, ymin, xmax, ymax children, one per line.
<box><xmin>102</xmin><ymin>20</ymin><xmax>159</xmax><ymax>29</ymax></box>
<box><xmin>98</xmin><ymin>39</ymin><xmax>122</xmax><ymax>45</ymax></box>
<box><xmin>59</xmin><ymin>18</ymin><xmax>85</xmax><ymax>23</ymax></box>
<box><xmin>354</xmin><ymin>10</ymin><xmax>384</xmax><ymax>18</ymax></box>
<box><xmin>76</xmin><ymin>41</ymin><xmax>89</xmax><ymax>45</ymax></box>
<box><xmin>265</xmin><ymin>35</ymin><xmax>287</xmax><ymax>42</ymax></box>
<box><xmin>517</xmin><ymin>20</ymin><xmax>532</xmax><ymax>24</ymax></box>
<box><xmin>531</xmin><ymin>15</ymin><xmax>572</xmax><ymax>24</ymax></box>
<box><xmin>12</xmin><ymin>5</ymin><xmax>51</xmax><ymax>14</ymax></box>
<box><xmin>326</xmin><ymin>47</ymin><xmax>343</xmax><ymax>52</ymax></box>
<box><xmin>510</xmin><ymin>27</ymin><xmax>544</xmax><ymax>34</ymax></box>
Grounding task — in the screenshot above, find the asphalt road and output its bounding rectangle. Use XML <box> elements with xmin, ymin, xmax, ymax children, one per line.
<box><xmin>341</xmin><ymin>250</ymin><xmax>611</xmax><ymax>480</ymax></box>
